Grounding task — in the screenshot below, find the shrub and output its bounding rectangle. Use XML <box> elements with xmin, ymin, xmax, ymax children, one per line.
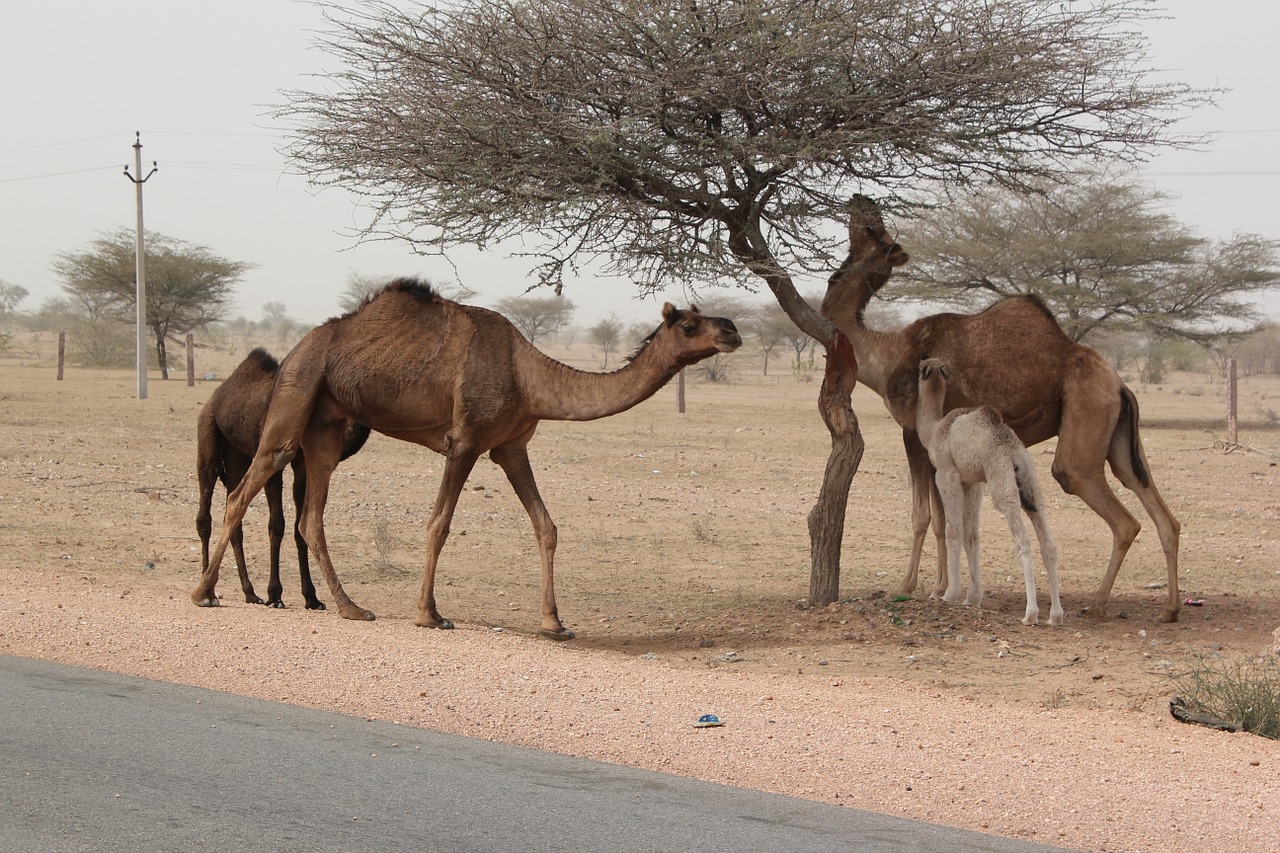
<box><xmin>1169</xmin><ymin>655</ymin><xmax>1280</xmax><ymax>739</ymax></box>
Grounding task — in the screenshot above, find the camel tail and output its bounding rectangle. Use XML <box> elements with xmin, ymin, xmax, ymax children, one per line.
<box><xmin>1118</xmin><ymin>386</ymin><xmax>1151</xmax><ymax>489</ymax></box>
<box><xmin>1014</xmin><ymin>460</ymin><xmax>1038</xmax><ymax>513</ymax></box>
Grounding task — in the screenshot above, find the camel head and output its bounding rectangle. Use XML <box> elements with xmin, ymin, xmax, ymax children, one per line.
<box><xmin>918</xmin><ymin>357</ymin><xmax>949</xmax><ymax>386</ymax></box>
<box><xmin>638</xmin><ymin>303</ymin><xmax>742</xmax><ymax>366</ymax></box>
<box><xmin>822</xmin><ymin>199</ymin><xmax>910</xmax><ymax>321</ymax></box>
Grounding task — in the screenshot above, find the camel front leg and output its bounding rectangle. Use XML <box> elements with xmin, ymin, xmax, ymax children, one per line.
<box><xmin>491</xmin><ymin>445</ymin><xmax>572</xmax><ymax>640</ymax></box>
<box><xmin>901</xmin><ymin>431</ymin><xmax>946</xmax><ymax>598</ymax></box>
<box><xmin>935</xmin><ymin>471</ymin><xmax>967</xmax><ymax>606</ymax></box>
<box><xmin>297</xmin><ymin>424</ymin><xmax>372</xmax><ymax>621</ymax></box>
<box><xmin>414</xmin><ymin>450</ymin><xmax>479</xmax><ymax>630</ymax></box>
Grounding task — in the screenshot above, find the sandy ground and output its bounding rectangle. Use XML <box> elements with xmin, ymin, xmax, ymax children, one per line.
<box><xmin>2</xmin><ymin>333</ymin><xmax>1279</xmax><ymax>852</ymax></box>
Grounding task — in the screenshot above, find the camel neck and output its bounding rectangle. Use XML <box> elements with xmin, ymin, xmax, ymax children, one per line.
<box><xmin>915</xmin><ymin>389</ymin><xmax>945</xmax><ymax>447</ymax></box>
<box><xmin>823</xmin><ymin>278</ymin><xmax>903</xmax><ymax>396</ymax></box>
<box><xmin>517</xmin><ymin>337</ymin><xmax>683</xmax><ymax>422</ymax></box>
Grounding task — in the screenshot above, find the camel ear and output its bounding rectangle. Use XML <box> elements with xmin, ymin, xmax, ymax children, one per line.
<box><xmin>662</xmin><ymin>302</ymin><xmax>680</xmax><ymax>325</ymax></box>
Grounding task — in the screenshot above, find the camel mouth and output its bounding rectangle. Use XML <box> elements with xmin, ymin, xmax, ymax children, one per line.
<box><xmin>717</xmin><ymin>331</ymin><xmax>743</xmax><ymax>352</ymax></box>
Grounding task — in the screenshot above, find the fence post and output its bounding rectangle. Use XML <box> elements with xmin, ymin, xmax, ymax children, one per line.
<box><xmin>1227</xmin><ymin>357</ymin><xmax>1238</xmax><ymax>444</ymax></box>
<box><xmin>677</xmin><ymin>368</ymin><xmax>686</xmax><ymax>414</ymax></box>
<box><xmin>186</xmin><ymin>333</ymin><xmax>195</xmax><ymax>387</ymax></box>
<box><xmin>56</xmin><ymin>331</ymin><xmax>65</xmax><ymax>381</ymax></box>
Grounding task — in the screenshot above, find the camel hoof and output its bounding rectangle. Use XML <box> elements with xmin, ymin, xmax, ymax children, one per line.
<box><xmin>1081</xmin><ymin>605</ymin><xmax>1107</xmax><ymax>621</ymax></box>
<box><xmin>191</xmin><ymin>591</ymin><xmax>220</xmax><ymax>608</ymax></box>
<box><xmin>338</xmin><ymin>606</ymin><xmax>376</xmax><ymax>621</ymax></box>
<box><xmin>415</xmin><ymin>616</ymin><xmax>454</xmax><ymax>630</ymax></box>
<box><xmin>245</xmin><ymin>595</ymin><xmax>264</xmax><ymax>606</ymax></box>
<box><xmin>538</xmin><ymin>627</ymin><xmax>576</xmax><ymax>641</ymax></box>
<box><xmin>305</xmin><ymin>600</ymin><xmax>327</xmax><ymax>611</ymax></box>
<box><xmin>266</xmin><ymin>600</ymin><xmax>286</xmax><ymax>610</ymax></box>
<box><xmin>1157</xmin><ymin>608</ymin><xmax>1180</xmax><ymax>624</ymax></box>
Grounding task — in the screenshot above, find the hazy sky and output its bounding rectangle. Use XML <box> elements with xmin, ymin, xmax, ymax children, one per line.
<box><xmin>3</xmin><ymin>0</ymin><xmax>1277</xmax><ymax>326</ymax></box>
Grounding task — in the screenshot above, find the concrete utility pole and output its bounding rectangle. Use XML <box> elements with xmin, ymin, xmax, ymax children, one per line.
<box><xmin>123</xmin><ymin>132</ymin><xmax>158</xmax><ymax>400</ymax></box>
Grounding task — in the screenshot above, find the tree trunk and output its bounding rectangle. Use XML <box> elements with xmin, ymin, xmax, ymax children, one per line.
<box><xmin>807</xmin><ymin>331</ymin><xmax>862</xmax><ymax>605</ymax></box>
<box><xmin>726</xmin><ymin>219</ymin><xmax>861</xmax><ymax>607</ymax></box>
<box><xmin>155</xmin><ymin>335</ymin><xmax>169</xmax><ymax>381</ymax></box>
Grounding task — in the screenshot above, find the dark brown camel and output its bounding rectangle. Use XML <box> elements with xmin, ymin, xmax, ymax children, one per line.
<box><xmin>192</xmin><ymin>278</ymin><xmax>742</xmax><ymax>639</ymax></box>
<box><xmin>195</xmin><ymin>348</ymin><xmax>369</xmax><ymax>609</ymax></box>
<box><xmin>821</xmin><ymin>200</ymin><xmax>1182</xmax><ymax>623</ymax></box>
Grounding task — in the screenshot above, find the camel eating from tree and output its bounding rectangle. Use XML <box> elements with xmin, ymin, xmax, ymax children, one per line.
<box><xmin>192</xmin><ymin>278</ymin><xmax>742</xmax><ymax>639</ymax></box>
<box><xmin>822</xmin><ymin>198</ymin><xmax>1181</xmax><ymax>622</ymax></box>
<box><xmin>916</xmin><ymin>358</ymin><xmax>1064</xmax><ymax>626</ymax></box>
<box><xmin>196</xmin><ymin>348</ymin><xmax>369</xmax><ymax>609</ymax></box>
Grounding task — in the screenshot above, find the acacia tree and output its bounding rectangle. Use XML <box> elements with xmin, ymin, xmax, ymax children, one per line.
<box><xmin>281</xmin><ymin>0</ymin><xmax>1205</xmax><ymax>604</ymax></box>
<box><xmin>53</xmin><ymin>228</ymin><xmax>250</xmax><ymax>379</ymax></box>
<box><xmin>0</xmin><ymin>280</ymin><xmax>28</xmax><ymax>318</ymax></box>
<box><xmin>897</xmin><ymin>173</ymin><xmax>1280</xmax><ymax>343</ymax></box>
<box><xmin>495</xmin><ymin>295</ymin><xmax>576</xmax><ymax>344</ymax></box>
<box><xmin>589</xmin><ymin>314</ymin><xmax>625</xmax><ymax>367</ymax></box>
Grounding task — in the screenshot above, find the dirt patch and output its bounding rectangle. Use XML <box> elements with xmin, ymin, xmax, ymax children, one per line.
<box><xmin>2</xmin><ymin>338</ymin><xmax>1278</xmax><ymax>852</ymax></box>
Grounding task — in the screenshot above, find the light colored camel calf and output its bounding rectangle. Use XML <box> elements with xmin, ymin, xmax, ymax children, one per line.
<box><xmin>915</xmin><ymin>358</ymin><xmax>1064</xmax><ymax>626</ymax></box>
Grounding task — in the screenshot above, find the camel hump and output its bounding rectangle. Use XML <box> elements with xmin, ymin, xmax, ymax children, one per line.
<box><xmin>243</xmin><ymin>346</ymin><xmax>281</xmax><ymax>375</ymax></box>
<box><xmin>382</xmin><ymin>276</ymin><xmax>442</xmax><ymax>304</ymax></box>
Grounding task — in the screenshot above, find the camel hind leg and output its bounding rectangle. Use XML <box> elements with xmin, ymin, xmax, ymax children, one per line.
<box><xmin>988</xmin><ymin>468</ymin><xmax>1041</xmax><ymax>626</ymax></box>
<box><xmin>263</xmin><ymin>469</ymin><xmax>287</xmax><ymax>608</ymax></box>
<box><xmin>959</xmin><ymin>483</ymin><xmax>983</xmax><ymax>607</ymax></box>
<box><xmin>1051</xmin><ymin>379</ymin><xmax>1140</xmax><ymax>622</ymax></box>
<box><xmin>1108</xmin><ymin>388</ymin><xmax>1181</xmax><ymax>622</ymax></box>
<box><xmin>1026</xmin><ymin>506</ymin><xmax>1064</xmax><ymax>626</ymax></box>
<box><xmin>289</xmin><ymin>458</ymin><xmax>325</xmax><ymax>610</ymax></box>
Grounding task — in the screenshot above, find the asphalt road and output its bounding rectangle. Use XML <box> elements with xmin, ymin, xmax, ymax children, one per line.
<box><xmin>1</xmin><ymin>655</ymin><xmax>1069</xmax><ymax>852</ymax></box>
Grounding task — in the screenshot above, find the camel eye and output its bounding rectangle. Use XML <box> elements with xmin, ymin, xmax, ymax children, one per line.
<box><xmin>681</xmin><ymin>323</ymin><xmax>698</xmax><ymax>336</ymax></box>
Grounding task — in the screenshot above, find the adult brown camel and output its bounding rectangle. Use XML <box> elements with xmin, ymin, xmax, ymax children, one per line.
<box><xmin>196</xmin><ymin>347</ymin><xmax>369</xmax><ymax>609</ymax></box>
<box><xmin>821</xmin><ymin>201</ymin><xmax>1182</xmax><ymax>623</ymax></box>
<box><xmin>191</xmin><ymin>278</ymin><xmax>742</xmax><ymax>639</ymax></box>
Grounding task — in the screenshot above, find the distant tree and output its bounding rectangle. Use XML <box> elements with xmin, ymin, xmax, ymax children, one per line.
<box><xmin>261</xmin><ymin>301</ymin><xmax>289</xmax><ymax>326</ymax></box>
<box><xmin>749</xmin><ymin>301</ymin><xmax>796</xmax><ymax>376</ymax></box>
<box><xmin>0</xmin><ymin>280</ymin><xmax>28</xmax><ymax>317</ymax></box>
<box><xmin>337</xmin><ymin>272</ymin><xmax>390</xmax><ymax>313</ymax></box>
<box><xmin>589</xmin><ymin>314</ymin><xmax>625</xmax><ymax>367</ymax></box>
<box><xmin>495</xmin><ymin>295</ymin><xmax>575</xmax><ymax>345</ymax></box>
<box><xmin>898</xmin><ymin>173</ymin><xmax>1280</xmax><ymax>343</ymax></box>
<box><xmin>52</xmin><ymin>228</ymin><xmax>251</xmax><ymax>379</ymax></box>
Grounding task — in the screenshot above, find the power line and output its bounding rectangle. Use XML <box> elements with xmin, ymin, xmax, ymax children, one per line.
<box><xmin>0</xmin><ymin>134</ymin><xmax>129</xmax><ymax>155</ymax></box>
<box><xmin>0</xmin><ymin>164</ymin><xmax>122</xmax><ymax>184</ymax></box>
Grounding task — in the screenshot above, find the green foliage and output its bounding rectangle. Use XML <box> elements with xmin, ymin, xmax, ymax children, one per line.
<box><xmin>1171</xmin><ymin>655</ymin><xmax>1280</xmax><ymax>740</ymax></box>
